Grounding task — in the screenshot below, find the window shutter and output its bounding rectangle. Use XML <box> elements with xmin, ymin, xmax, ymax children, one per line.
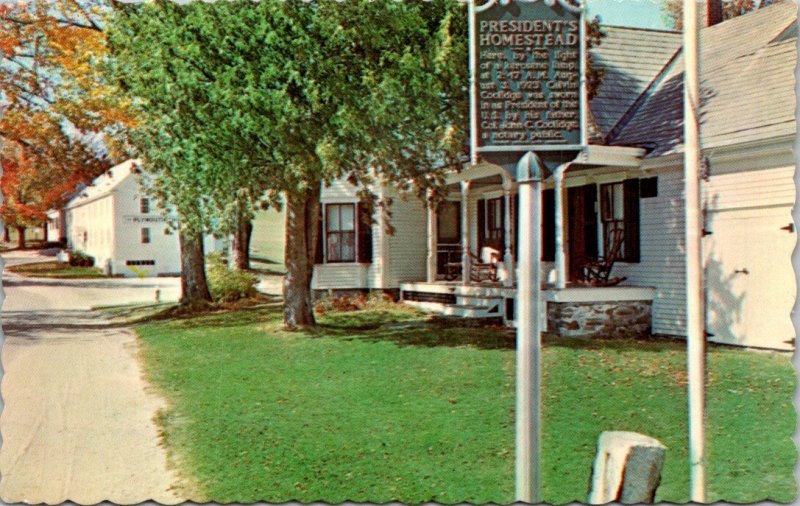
<box><xmin>357</xmin><ymin>203</ymin><xmax>373</xmax><ymax>263</ymax></box>
<box><xmin>477</xmin><ymin>199</ymin><xmax>485</xmax><ymax>253</ymax></box>
<box><xmin>541</xmin><ymin>189</ymin><xmax>555</xmax><ymax>261</ymax></box>
<box><xmin>583</xmin><ymin>184</ymin><xmax>598</xmax><ymax>259</ymax></box>
<box><xmin>513</xmin><ymin>193</ymin><xmax>519</xmax><ymax>260</ymax></box>
<box><xmin>315</xmin><ymin>205</ymin><xmax>324</xmax><ymax>264</ymax></box>
<box><xmin>623</xmin><ymin>179</ymin><xmax>640</xmax><ymax>262</ymax></box>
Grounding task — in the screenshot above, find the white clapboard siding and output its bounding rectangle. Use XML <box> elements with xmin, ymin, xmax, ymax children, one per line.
<box><xmin>613</xmin><ymin>168</ymin><xmax>687</xmax><ymax>336</ymax></box>
<box><xmin>384</xmin><ymin>192</ymin><xmax>428</xmax><ymax>287</ymax></box>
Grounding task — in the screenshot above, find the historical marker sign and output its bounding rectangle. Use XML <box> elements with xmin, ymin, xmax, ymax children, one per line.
<box><xmin>470</xmin><ymin>0</ymin><xmax>584</xmax><ymax>154</ymax></box>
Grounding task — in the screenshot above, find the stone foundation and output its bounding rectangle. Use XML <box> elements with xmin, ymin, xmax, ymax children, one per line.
<box><xmin>547</xmin><ymin>299</ymin><xmax>652</xmax><ymax>339</ymax></box>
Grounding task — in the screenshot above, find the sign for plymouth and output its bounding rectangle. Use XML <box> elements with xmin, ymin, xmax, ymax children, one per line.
<box><xmin>471</xmin><ymin>0</ymin><xmax>585</xmax><ymax>152</ymax></box>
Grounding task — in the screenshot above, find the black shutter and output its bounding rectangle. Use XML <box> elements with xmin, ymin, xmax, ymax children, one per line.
<box><xmin>623</xmin><ymin>179</ymin><xmax>640</xmax><ymax>263</ymax></box>
<box><xmin>541</xmin><ymin>189</ymin><xmax>555</xmax><ymax>261</ymax></box>
<box><xmin>583</xmin><ymin>184</ymin><xmax>598</xmax><ymax>259</ymax></box>
<box><xmin>315</xmin><ymin>205</ymin><xmax>324</xmax><ymax>264</ymax></box>
<box><xmin>357</xmin><ymin>203</ymin><xmax>373</xmax><ymax>263</ymax></box>
<box><xmin>477</xmin><ymin>199</ymin><xmax>485</xmax><ymax>254</ymax></box>
<box><xmin>513</xmin><ymin>193</ymin><xmax>519</xmax><ymax>260</ymax></box>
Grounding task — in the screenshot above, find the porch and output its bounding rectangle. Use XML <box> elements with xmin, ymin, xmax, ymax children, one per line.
<box><xmin>399</xmin><ymin>280</ymin><xmax>655</xmax><ymax>337</ymax></box>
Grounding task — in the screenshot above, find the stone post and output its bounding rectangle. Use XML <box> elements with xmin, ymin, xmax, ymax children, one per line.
<box><xmin>588</xmin><ymin>431</ymin><xmax>666</xmax><ymax>504</ymax></box>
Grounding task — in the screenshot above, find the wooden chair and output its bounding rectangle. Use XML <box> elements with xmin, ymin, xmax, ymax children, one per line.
<box><xmin>469</xmin><ymin>247</ymin><xmax>501</xmax><ymax>283</ymax></box>
<box><xmin>578</xmin><ymin>228</ymin><xmax>627</xmax><ymax>286</ymax></box>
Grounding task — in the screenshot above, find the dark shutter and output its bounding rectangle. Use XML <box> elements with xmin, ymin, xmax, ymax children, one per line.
<box><xmin>623</xmin><ymin>178</ymin><xmax>640</xmax><ymax>263</ymax></box>
<box><xmin>513</xmin><ymin>193</ymin><xmax>519</xmax><ymax>260</ymax></box>
<box><xmin>315</xmin><ymin>205</ymin><xmax>324</xmax><ymax>264</ymax></box>
<box><xmin>477</xmin><ymin>199</ymin><xmax>485</xmax><ymax>253</ymax></box>
<box><xmin>541</xmin><ymin>189</ymin><xmax>555</xmax><ymax>261</ymax></box>
<box><xmin>357</xmin><ymin>202</ymin><xmax>373</xmax><ymax>263</ymax></box>
<box><xmin>583</xmin><ymin>184</ymin><xmax>598</xmax><ymax>259</ymax></box>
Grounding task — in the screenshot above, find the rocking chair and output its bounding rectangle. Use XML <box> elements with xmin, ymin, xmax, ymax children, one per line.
<box><xmin>469</xmin><ymin>247</ymin><xmax>501</xmax><ymax>283</ymax></box>
<box><xmin>578</xmin><ymin>228</ymin><xmax>627</xmax><ymax>287</ymax></box>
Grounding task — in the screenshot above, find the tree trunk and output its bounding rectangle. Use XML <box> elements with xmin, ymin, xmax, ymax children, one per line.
<box><xmin>42</xmin><ymin>222</ymin><xmax>49</xmax><ymax>243</ymax></box>
<box><xmin>16</xmin><ymin>226</ymin><xmax>25</xmax><ymax>249</ymax></box>
<box><xmin>179</xmin><ymin>227</ymin><xmax>212</xmax><ymax>305</ymax></box>
<box><xmin>4</xmin><ymin>226</ymin><xmax>10</xmax><ymax>242</ymax></box>
<box><xmin>228</xmin><ymin>208</ymin><xmax>251</xmax><ymax>271</ymax></box>
<box><xmin>283</xmin><ymin>185</ymin><xmax>321</xmax><ymax>328</ymax></box>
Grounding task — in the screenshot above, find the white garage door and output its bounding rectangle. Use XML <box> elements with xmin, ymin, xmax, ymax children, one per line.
<box><xmin>704</xmin><ymin>205</ymin><xmax>795</xmax><ymax>350</ymax></box>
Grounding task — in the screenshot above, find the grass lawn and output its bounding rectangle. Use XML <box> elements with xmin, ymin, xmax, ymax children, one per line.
<box><xmin>7</xmin><ymin>261</ymin><xmax>105</xmax><ymax>279</ymax></box>
<box><xmin>133</xmin><ymin>302</ymin><xmax>795</xmax><ymax>504</ymax></box>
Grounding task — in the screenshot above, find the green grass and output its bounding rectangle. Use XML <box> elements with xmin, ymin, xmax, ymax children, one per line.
<box><xmin>8</xmin><ymin>261</ymin><xmax>106</xmax><ymax>278</ymax></box>
<box><xmin>134</xmin><ymin>304</ymin><xmax>796</xmax><ymax>504</ymax></box>
<box><xmin>250</xmin><ymin>208</ymin><xmax>285</xmax><ymax>271</ymax></box>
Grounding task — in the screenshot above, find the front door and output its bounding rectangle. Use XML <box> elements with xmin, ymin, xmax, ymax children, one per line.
<box><xmin>436</xmin><ymin>201</ymin><xmax>461</xmax><ymax>276</ymax></box>
<box><xmin>567</xmin><ymin>184</ymin><xmax>598</xmax><ymax>282</ymax></box>
<box><xmin>478</xmin><ymin>197</ymin><xmax>505</xmax><ymax>254</ymax></box>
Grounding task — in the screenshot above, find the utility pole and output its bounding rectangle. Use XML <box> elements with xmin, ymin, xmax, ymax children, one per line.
<box><xmin>683</xmin><ymin>0</ymin><xmax>706</xmax><ymax>502</ymax></box>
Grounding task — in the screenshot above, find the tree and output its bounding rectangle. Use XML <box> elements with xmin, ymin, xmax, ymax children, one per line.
<box><xmin>0</xmin><ymin>1</ymin><xmax>129</xmax><ymax>247</ymax></box>
<box><xmin>105</xmin><ymin>1</ymin><xmax>465</xmax><ymax>321</ymax></box>
<box><xmin>661</xmin><ymin>0</ymin><xmax>773</xmax><ymax>29</ymax></box>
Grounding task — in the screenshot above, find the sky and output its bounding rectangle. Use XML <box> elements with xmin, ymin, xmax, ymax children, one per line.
<box><xmin>586</xmin><ymin>0</ymin><xmax>671</xmax><ymax>30</ymax></box>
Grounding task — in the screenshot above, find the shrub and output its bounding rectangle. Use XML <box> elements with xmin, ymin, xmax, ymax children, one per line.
<box><xmin>206</xmin><ymin>253</ymin><xmax>258</xmax><ymax>303</ymax></box>
<box><xmin>68</xmin><ymin>249</ymin><xmax>95</xmax><ymax>267</ymax></box>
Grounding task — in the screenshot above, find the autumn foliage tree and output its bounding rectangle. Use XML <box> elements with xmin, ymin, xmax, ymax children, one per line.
<box><xmin>0</xmin><ymin>1</ymin><xmax>129</xmax><ymax>247</ymax></box>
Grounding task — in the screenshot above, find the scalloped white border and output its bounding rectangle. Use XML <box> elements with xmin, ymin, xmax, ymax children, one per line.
<box><xmin>473</xmin><ymin>0</ymin><xmax>582</xmax><ymax>14</ymax></box>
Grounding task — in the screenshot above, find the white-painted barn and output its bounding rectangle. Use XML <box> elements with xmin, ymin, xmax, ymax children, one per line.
<box><xmin>310</xmin><ymin>1</ymin><xmax>797</xmax><ymax>351</ymax></box>
<box><xmin>63</xmin><ymin>159</ymin><xmax>222</xmax><ymax>277</ymax></box>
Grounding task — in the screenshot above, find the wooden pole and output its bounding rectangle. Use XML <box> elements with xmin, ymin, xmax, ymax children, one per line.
<box><xmin>515</xmin><ymin>151</ymin><xmax>544</xmax><ymax>503</ymax></box>
<box><xmin>683</xmin><ymin>0</ymin><xmax>706</xmax><ymax>501</ymax></box>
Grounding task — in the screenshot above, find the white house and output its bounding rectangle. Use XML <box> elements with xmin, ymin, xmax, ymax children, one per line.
<box><xmin>64</xmin><ymin>159</ymin><xmax>222</xmax><ymax>277</ymax></box>
<box><xmin>309</xmin><ymin>1</ymin><xmax>796</xmax><ymax>351</ymax></box>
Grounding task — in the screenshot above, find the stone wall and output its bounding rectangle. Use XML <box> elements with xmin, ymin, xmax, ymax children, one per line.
<box><xmin>547</xmin><ymin>300</ymin><xmax>652</xmax><ymax>339</ymax></box>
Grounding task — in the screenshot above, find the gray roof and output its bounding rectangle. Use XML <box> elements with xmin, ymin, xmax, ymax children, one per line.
<box><xmin>589</xmin><ymin>26</ymin><xmax>682</xmax><ymax>138</ymax></box>
<box><xmin>610</xmin><ymin>0</ymin><xmax>798</xmax><ymax>156</ymax></box>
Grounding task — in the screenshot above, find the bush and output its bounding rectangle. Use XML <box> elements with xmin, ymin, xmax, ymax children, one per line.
<box><xmin>68</xmin><ymin>249</ymin><xmax>95</xmax><ymax>267</ymax></box>
<box><xmin>206</xmin><ymin>253</ymin><xmax>258</xmax><ymax>303</ymax></box>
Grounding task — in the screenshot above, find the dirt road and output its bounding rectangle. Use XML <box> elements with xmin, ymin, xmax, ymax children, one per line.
<box><xmin>0</xmin><ymin>251</ymin><xmax>184</xmax><ymax>504</ymax></box>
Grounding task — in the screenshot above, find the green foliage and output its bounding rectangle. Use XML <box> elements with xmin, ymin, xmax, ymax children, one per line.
<box><xmin>7</xmin><ymin>260</ymin><xmax>104</xmax><ymax>278</ymax></box>
<box><xmin>206</xmin><ymin>253</ymin><xmax>258</xmax><ymax>303</ymax></box>
<box><xmin>135</xmin><ymin>305</ymin><xmax>795</xmax><ymax>503</ymax></box>
<box><xmin>67</xmin><ymin>249</ymin><xmax>95</xmax><ymax>267</ymax></box>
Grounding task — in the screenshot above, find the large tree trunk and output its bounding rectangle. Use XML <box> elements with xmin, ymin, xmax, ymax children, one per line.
<box><xmin>283</xmin><ymin>185</ymin><xmax>321</xmax><ymax>328</ymax></box>
<box><xmin>42</xmin><ymin>222</ymin><xmax>49</xmax><ymax>243</ymax></box>
<box><xmin>179</xmin><ymin>227</ymin><xmax>212</xmax><ymax>305</ymax></box>
<box><xmin>16</xmin><ymin>226</ymin><xmax>25</xmax><ymax>249</ymax></box>
<box><xmin>4</xmin><ymin>226</ymin><xmax>11</xmax><ymax>242</ymax></box>
<box><xmin>228</xmin><ymin>207</ymin><xmax>251</xmax><ymax>271</ymax></box>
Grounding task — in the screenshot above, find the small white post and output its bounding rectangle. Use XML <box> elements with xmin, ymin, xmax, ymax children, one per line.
<box><xmin>683</xmin><ymin>0</ymin><xmax>706</xmax><ymax>502</ymax></box>
<box><xmin>468</xmin><ymin>0</ymin><xmax>479</xmax><ymax>166</ymax></box>
<box><xmin>426</xmin><ymin>190</ymin><xmax>437</xmax><ymax>283</ymax></box>
<box><xmin>515</xmin><ymin>151</ymin><xmax>544</xmax><ymax>504</ymax></box>
<box><xmin>552</xmin><ymin>163</ymin><xmax>570</xmax><ymax>290</ymax></box>
<box><xmin>461</xmin><ymin>181</ymin><xmax>471</xmax><ymax>285</ymax></box>
<box><xmin>503</xmin><ymin>178</ymin><xmax>515</xmax><ymax>287</ymax></box>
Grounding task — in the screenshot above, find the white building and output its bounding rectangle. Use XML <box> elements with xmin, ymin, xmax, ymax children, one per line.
<box><xmin>309</xmin><ymin>1</ymin><xmax>796</xmax><ymax>351</ymax></box>
<box><xmin>64</xmin><ymin>159</ymin><xmax>222</xmax><ymax>277</ymax></box>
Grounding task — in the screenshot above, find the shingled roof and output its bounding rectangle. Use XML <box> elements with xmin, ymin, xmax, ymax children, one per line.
<box><xmin>589</xmin><ymin>26</ymin><xmax>682</xmax><ymax>139</ymax></box>
<box><xmin>609</xmin><ymin>0</ymin><xmax>797</xmax><ymax>157</ymax></box>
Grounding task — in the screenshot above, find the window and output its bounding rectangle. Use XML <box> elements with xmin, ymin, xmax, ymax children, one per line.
<box><xmin>485</xmin><ymin>197</ymin><xmax>504</xmax><ymax>246</ymax></box>
<box><xmin>140</xmin><ymin>198</ymin><xmax>150</xmax><ymax>214</ymax></box>
<box><xmin>326</xmin><ymin>204</ymin><xmax>356</xmax><ymax>262</ymax></box>
<box><xmin>141</xmin><ymin>227</ymin><xmax>151</xmax><ymax>244</ymax></box>
<box><xmin>600</xmin><ymin>180</ymin><xmax>640</xmax><ymax>262</ymax></box>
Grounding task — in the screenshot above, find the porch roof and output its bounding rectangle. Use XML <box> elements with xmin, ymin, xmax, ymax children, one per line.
<box><xmin>445</xmin><ymin>144</ymin><xmax>646</xmax><ymax>186</ymax></box>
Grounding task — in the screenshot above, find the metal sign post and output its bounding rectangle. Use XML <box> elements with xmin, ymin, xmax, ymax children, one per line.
<box><xmin>514</xmin><ymin>151</ymin><xmax>544</xmax><ymax>503</ymax></box>
<box><xmin>468</xmin><ymin>1</ymin><xmax>586</xmax><ymax>502</ymax></box>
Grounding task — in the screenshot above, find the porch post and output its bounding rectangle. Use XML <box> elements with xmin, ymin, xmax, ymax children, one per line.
<box><xmin>503</xmin><ymin>178</ymin><xmax>515</xmax><ymax>287</ymax></box>
<box><xmin>461</xmin><ymin>181</ymin><xmax>471</xmax><ymax>284</ymax></box>
<box><xmin>553</xmin><ymin>163</ymin><xmax>570</xmax><ymax>290</ymax></box>
<box><xmin>426</xmin><ymin>189</ymin><xmax>437</xmax><ymax>283</ymax></box>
